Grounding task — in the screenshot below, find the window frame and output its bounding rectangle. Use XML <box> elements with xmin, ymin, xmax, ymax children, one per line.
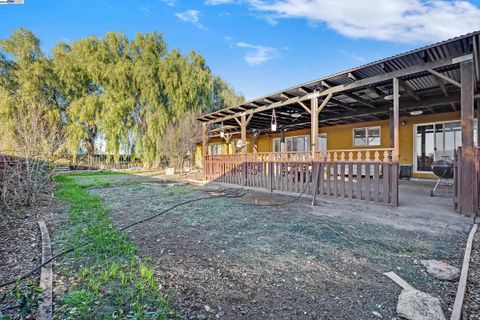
<box><xmin>352</xmin><ymin>126</ymin><xmax>381</xmax><ymax>147</ymax></box>
<box><xmin>208</xmin><ymin>142</ymin><xmax>222</xmax><ymax>155</ymax></box>
<box><xmin>413</xmin><ymin>119</ymin><xmax>478</xmax><ymax>173</ymax></box>
<box><xmin>272</xmin><ymin>134</ymin><xmax>328</xmax><ymax>152</ymax></box>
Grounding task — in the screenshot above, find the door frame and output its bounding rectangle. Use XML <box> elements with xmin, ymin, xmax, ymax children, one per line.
<box><xmin>413</xmin><ymin>119</ymin><xmax>461</xmax><ymax>174</ymax></box>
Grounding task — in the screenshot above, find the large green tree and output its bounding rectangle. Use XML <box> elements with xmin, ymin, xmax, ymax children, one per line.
<box><xmin>1</xmin><ymin>28</ymin><xmax>244</xmax><ymax>167</ymax></box>
<box><xmin>0</xmin><ymin>28</ymin><xmax>62</xmax><ymax>157</ymax></box>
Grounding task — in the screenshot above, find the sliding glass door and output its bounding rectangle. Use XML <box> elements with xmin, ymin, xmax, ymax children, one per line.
<box><xmin>414</xmin><ymin>120</ymin><xmax>478</xmax><ymax>172</ymax></box>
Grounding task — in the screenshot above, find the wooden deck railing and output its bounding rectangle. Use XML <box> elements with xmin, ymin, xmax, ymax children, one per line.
<box><xmin>203</xmin><ymin>148</ymin><xmax>398</xmax><ymax>206</ymax></box>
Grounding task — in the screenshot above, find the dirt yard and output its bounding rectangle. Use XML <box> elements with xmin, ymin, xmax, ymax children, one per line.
<box><xmin>79</xmin><ymin>173</ymin><xmax>471</xmax><ymax>319</ymax></box>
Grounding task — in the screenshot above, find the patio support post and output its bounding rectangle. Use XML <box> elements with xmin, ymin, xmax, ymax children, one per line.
<box><xmin>240</xmin><ymin>114</ymin><xmax>249</xmax><ymax>185</ymax></box>
<box><xmin>311</xmin><ymin>97</ymin><xmax>319</xmax><ymax>160</ymax></box>
<box><xmin>389</xmin><ymin>107</ymin><xmax>394</xmax><ymax>148</ymax></box>
<box><xmin>241</xmin><ymin>114</ymin><xmax>247</xmax><ymax>153</ymax></box>
<box><xmin>477</xmin><ymin>101</ymin><xmax>479</xmax><ymax>145</ymax></box>
<box><xmin>460</xmin><ymin>59</ymin><xmax>475</xmax><ymax>215</ymax></box>
<box><xmin>202</xmin><ymin>123</ymin><xmax>208</xmax><ymax>180</ymax></box>
<box><xmin>392</xmin><ymin>78</ymin><xmax>400</xmax><ymax>206</ymax></box>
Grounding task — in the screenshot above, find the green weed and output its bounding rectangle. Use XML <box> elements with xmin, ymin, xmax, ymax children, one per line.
<box><xmin>53</xmin><ymin>172</ymin><xmax>170</xmax><ymax>319</ymax></box>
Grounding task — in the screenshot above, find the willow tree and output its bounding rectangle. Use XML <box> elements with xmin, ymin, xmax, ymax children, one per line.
<box><xmin>210</xmin><ymin>75</ymin><xmax>245</xmax><ymax>112</ymax></box>
<box><xmin>130</xmin><ymin>32</ymin><xmax>169</xmax><ymax>166</ymax></box>
<box><xmin>3</xmin><ymin>29</ymin><xmax>244</xmax><ymax>167</ymax></box>
<box><xmin>96</xmin><ymin>32</ymin><xmax>136</xmax><ymax>162</ymax></box>
<box><xmin>53</xmin><ymin>37</ymin><xmax>104</xmax><ymax>161</ymax></box>
<box><xmin>0</xmin><ymin>28</ymin><xmax>62</xmax><ymax>157</ymax></box>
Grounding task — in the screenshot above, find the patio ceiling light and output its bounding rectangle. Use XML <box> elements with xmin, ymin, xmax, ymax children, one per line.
<box><xmin>410</xmin><ymin>110</ymin><xmax>423</xmax><ymax>116</ymax></box>
<box><xmin>291</xmin><ymin>113</ymin><xmax>301</xmax><ymax>118</ymax></box>
<box><xmin>384</xmin><ymin>94</ymin><xmax>401</xmax><ymax>100</ymax></box>
<box><xmin>271</xmin><ymin>109</ymin><xmax>277</xmax><ymax>131</ymax></box>
<box><xmin>220</xmin><ymin>121</ymin><xmax>225</xmax><ymax>138</ymax></box>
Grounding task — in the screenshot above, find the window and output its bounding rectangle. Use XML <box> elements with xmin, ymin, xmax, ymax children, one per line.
<box><xmin>208</xmin><ymin>143</ymin><xmax>222</xmax><ymax>155</ymax></box>
<box><xmin>273</xmin><ymin>135</ymin><xmax>309</xmax><ymax>152</ymax></box>
<box><xmin>353</xmin><ymin>126</ymin><xmax>381</xmax><ymax>147</ymax></box>
<box><xmin>273</xmin><ymin>134</ymin><xmax>327</xmax><ymax>152</ymax></box>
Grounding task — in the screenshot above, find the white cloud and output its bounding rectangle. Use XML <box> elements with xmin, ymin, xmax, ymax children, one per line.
<box><xmin>236</xmin><ymin>42</ymin><xmax>278</xmax><ymax>65</ymax></box>
<box><xmin>175</xmin><ymin>10</ymin><xmax>207</xmax><ymax>30</ymax></box>
<box><xmin>249</xmin><ymin>0</ymin><xmax>480</xmax><ymax>43</ymax></box>
<box><xmin>205</xmin><ymin>0</ymin><xmax>235</xmax><ymax>4</ymax></box>
<box><xmin>161</xmin><ymin>0</ymin><xmax>176</xmax><ymax>6</ymax></box>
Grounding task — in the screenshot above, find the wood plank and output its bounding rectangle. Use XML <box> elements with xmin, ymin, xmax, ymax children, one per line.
<box><xmin>293</xmin><ymin>163</ymin><xmax>297</xmax><ymax>193</ymax></box>
<box><xmin>356</xmin><ymin>163</ymin><xmax>362</xmax><ymax>200</ymax></box>
<box><xmin>326</xmin><ymin>163</ymin><xmax>331</xmax><ymax>196</ymax></box>
<box><xmin>383</xmin><ymin>164</ymin><xmax>390</xmax><ymax>204</ymax></box>
<box><xmin>392</xmin><ymin>164</ymin><xmax>399</xmax><ymax>206</ymax></box>
<box><xmin>374</xmin><ymin>164</ymin><xmax>380</xmax><ymax>203</ymax></box>
<box><xmin>299</xmin><ymin>163</ymin><xmax>304</xmax><ymax>193</ymax></box>
<box><xmin>319</xmin><ymin>162</ymin><xmax>325</xmax><ymax>196</ymax></box>
<box><xmin>348</xmin><ymin>163</ymin><xmax>353</xmax><ymax>199</ymax></box>
<box><xmin>340</xmin><ymin>163</ymin><xmax>345</xmax><ymax>198</ymax></box>
<box><xmin>311</xmin><ymin>162</ymin><xmax>319</xmax><ymax>205</ymax></box>
<box><xmin>365</xmin><ymin>164</ymin><xmax>371</xmax><ymax>202</ymax></box>
<box><xmin>333</xmin><ymin>164</ymin><xmax>338</xmax><ymax>197</ymax></box>
<box><xmin>427</xmin><ymin>69</ymin><xmax>461</xmax><ymax>88</ymax></box>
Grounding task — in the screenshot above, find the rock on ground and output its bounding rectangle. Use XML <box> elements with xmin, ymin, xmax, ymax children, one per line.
<box><xmin>420</xmin><ymin>259</ymin><xmax>460</xmax><ymax>281</ymax></box>
<box><xmin>397</xmin><ymin>289</ymin><xmax>445</xmax><ymax>320</ymax></box>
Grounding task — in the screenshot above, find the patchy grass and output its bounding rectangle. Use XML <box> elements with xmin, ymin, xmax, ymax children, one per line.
<box><xmin>53</xmin><ymin>172</ymin><xmax>171</xmax><ymax>320</ymax></box>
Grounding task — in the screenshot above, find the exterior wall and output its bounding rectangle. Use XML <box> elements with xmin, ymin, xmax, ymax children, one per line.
<box><xmin>198</xmin><ymin>111</ymin><xmax>464</xmax><ymax>179</ymax></box>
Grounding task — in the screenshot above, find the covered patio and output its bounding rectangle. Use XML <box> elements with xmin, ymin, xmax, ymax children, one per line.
<box><xmin>197</xmin><ymin>32</ymin><xmax>480</xmax><ymax>215</ymax></box>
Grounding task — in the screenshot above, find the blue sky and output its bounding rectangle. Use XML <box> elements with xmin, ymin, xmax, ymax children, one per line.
<box><xmin>2</xmin><ymin>0</ymin><xmax>480</xmax><ymax>99</ymax></box>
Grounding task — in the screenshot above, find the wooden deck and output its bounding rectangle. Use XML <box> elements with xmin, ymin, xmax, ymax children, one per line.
<box><xmin>204</xmin><ymin>149</ymin><xmax>398</xmax><ymax>206</ymax></box>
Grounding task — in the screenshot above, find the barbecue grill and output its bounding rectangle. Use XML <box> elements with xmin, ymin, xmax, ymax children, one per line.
<box><xmin>430</xmin><ymin>158</ymin><xmax>454</xmax><ymax>196</ymax></box>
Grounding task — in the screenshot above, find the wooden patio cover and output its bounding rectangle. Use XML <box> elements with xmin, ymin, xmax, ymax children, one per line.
<box><xmin>198</xmin><ymin>31</ymin><xmax>480</xmax><ymax>135</ymax></box>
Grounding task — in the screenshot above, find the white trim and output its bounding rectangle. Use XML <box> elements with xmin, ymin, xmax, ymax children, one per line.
<box><xmin>352</xmin><ymin>126</ymin><xmax>381</xmax><ymax>147</ymax></box>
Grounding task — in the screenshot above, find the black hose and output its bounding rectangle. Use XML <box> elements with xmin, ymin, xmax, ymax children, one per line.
<box><xmin>0</xmin><ymin>181</ymin><xmax>309</xmax><ymax>292</ymax></box>
<box><xmin>0</xmin><ymin>190</ymin><xmax>244</xmax><ymax>291</ymax></box>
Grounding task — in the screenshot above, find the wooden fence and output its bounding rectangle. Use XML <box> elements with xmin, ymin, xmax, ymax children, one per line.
<box><xmin>204</xmin><ymin>148</ymin><xmax>398</xmax><ymax>206</ymax></box>
<box><xmin>454</xmin><ymin>147</ymin><xmax>480</xmax><ymax>215</ymax></box>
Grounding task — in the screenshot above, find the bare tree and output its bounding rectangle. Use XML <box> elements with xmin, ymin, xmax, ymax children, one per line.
<box><xmin>160</xmin><ymin>110</ymin><xmax>201</xmax><ymax>172</ymax></box>
<box><xmin>0</xmin><ymin>104</ymin><xmax>63</xmax><ymax>211</ymax></box>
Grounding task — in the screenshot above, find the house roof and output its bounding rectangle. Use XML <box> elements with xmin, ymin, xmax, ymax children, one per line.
<box><xmin>198</xmin><ymin>31</ymin><xmax>480</xmax><ymax>134</ymax></box>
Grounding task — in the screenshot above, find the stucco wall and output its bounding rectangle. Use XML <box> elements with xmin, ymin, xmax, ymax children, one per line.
<box><xmin>198</xmin><ymin>111</ymin><xmax>467</xmax><ymax>179</ymax></box>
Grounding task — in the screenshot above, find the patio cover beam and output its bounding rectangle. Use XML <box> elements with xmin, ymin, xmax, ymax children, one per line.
<box><xmin>276</xmin><ymin>93</ymin><xmax>466</xmax><ymax>130</ymax></box>
<box><xmin>202</xmin><ymin>55</ymin><xmax>471</xmax><ymax>126</ymax></box>
<box><xmin>427</xmin><ymin>69</ymin><xmax>461</xmax><ymax>88</ymax></box>
<box><xmin>317</xmin><ymin>55</ymin><xmax>472</xmax><ymax>98</ymax></box>
<box><xmin>204</xmin><ymin>91</ymin><xmax>321</xmax><ymax>125</ymax></box>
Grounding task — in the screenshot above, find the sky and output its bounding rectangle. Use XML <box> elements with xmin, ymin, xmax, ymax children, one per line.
<box><xmin>2</xmin><ymin>0</ymin><xmax>480</xmax><ymax>99</ymax></box>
